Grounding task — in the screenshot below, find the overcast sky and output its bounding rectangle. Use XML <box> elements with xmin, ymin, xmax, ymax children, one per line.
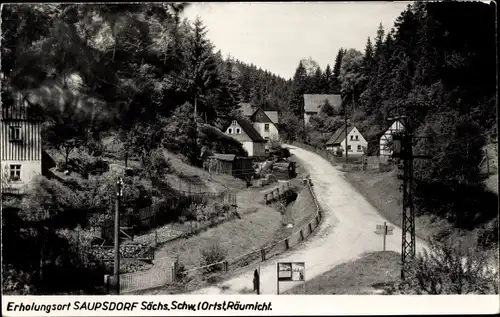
<box><xmin>182</xmin><ymin>2</ymin><xmax>410</xmax><ymax>80</ymax></box>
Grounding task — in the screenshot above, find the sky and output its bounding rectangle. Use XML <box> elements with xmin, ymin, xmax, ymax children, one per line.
<box><xmin>182</xmin><ymin>2</ymin><xmax>410</xmax><ymax>80</ymax></box>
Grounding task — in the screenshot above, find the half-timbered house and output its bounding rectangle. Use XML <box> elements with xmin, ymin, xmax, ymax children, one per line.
<box><xmin>1</xmin><ymin>91</ymin><xmax>43</xmax><ymax>195</ymax></box>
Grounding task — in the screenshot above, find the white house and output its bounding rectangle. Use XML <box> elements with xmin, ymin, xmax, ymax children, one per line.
<box><xmin>251</xmin><ymin>108</ymin><xmax>279</xmax><ymax>143</ymax></box>
<box><xmin>238</xmin><ymin>103</ymin><xmax>280</xmax><ymax>146</ymax></box>
<box><xmin>379</xmin><ymin>120</ymin><xmax>405</xmax><ymax>156</ymax></box>
<box><xmin>303</xmin><ymin>94</ymin><xmax>342</xmax><ymax>125</ymax></box>
<box><xmin>1</xmin><ymin>91</ymin><xmax>43</xmax><ymax>195</ymax></box>
<box><xmin>224</xmin><ymin>119</ymin><xmax>267</xmax><ymax>158</ymax></box>
<box><xmin>326</xmin><ymin>125</ymin><xmax>367</xmax><ymax>156</ymax></box>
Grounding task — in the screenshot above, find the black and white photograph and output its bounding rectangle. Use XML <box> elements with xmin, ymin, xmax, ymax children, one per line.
<box><xmin>0</xmin><ymin>0</ymin><xmax>498</xmax><ymax>305</ymax></box>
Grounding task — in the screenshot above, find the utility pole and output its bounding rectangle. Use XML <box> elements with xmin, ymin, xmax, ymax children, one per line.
<box><xmin>390</xmin><ymin>114</ymin><xmax>431</xmax><ymax>280</ymax></box>
<box><xmin>344</xmin><ymin>96</ymin><xmax>349</xmax><ymax>163</ymax></box>
<box><xmin>114</xmin><ymin>178</ymin><xmax>124</xmax><ymax>294</ymax></box>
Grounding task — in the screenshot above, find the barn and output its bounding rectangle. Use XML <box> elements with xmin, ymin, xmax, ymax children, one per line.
<box><xmin>206</xmin><ymin>153</ymin><xmax>254</xmax><ymax>180</ymax></box>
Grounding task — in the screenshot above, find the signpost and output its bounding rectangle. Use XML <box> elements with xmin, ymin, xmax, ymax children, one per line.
<box><xmin>375</xmin><ymin>222</ymin><xmax>394</xmax><ymax>251</ymax></box>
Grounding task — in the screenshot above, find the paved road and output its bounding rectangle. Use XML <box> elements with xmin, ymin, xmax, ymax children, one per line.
<box><xmin>190</xmin><ymin>145</ymin><xmax>428</xmax><ymax>294</ymax></box>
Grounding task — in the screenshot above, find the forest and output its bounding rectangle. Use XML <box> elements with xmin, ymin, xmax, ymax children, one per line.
<box><xmin>286</xmin><ymin>1</ymin><xmax>497</xmax><ymax>234</ymax></box>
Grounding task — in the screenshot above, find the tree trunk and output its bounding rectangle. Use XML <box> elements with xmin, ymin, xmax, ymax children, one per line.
<box><xmin>65</xmin><ymin>147</ymin><xmax>71</xmax><ymax>167</ymax></box>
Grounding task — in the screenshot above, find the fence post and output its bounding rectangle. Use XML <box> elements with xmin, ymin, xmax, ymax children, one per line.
<box><xmin>316</xmin><ymin>215</ymin><xmax>320</xmax><ymax>226</ymax></box>
<box><xmin>300</xmin><ymin>229</ymin><xmax>304</xmax><ymax>241</ymax></box>
<box><xmin>223</xmin><ymin>261</ymin><xmax>229</xmax><ymax>272</ymax></box>
<box><xmin>260</xmin><ymin>248</ymin><xmax>266</xmax><ymax>261</ymax></box>
<box><xmin>171</xmin><ymin>262</ymin><xmax>178</xmax><ymax>282</ymax></box>
<box><xmin>155</xmin><ymin>230</ymin><xmax>158</xmax><ymax>247</ymax></box>
<box><xmin>308</xmin><ymin>223</ymin><xmax>313</xmax><ymax>234</ymax></box>
<box><xmin>104</xmin><ymin>274</ymin><xmax>110</xmax><ymax>294</ymax></box>
<box><xmin>285</xmin><ymin>238</ymin><xmax>289</xmax><ymax>250</ymax></box>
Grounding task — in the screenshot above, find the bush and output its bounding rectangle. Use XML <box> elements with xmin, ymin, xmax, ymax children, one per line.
<box><xmin>200</xmin><ymin>242</ymin><xmax>227</xmax><ymax>274</ymax></box>
<box><xmin>397</xmin><ymin>239</ymin><xmax>498</xmax><ymax>294</ymax></box>
<box><xmin>174</xmin><ymin>256</ymin><xmax>187</xmax><ymax>281</ymax></box>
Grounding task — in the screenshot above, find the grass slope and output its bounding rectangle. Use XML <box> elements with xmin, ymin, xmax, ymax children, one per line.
<box><xmin>344</xmin><ymin>169</ymin><xmax>498</xmax><ymax>247</ymax></box>
<box><xmin>285</xmin><ymin>251</ymin><xmax>401</xmax><ymax>295</ymax></box>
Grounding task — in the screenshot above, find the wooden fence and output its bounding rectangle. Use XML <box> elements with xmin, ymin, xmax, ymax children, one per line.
<box><xmin>100</xmin><ymin>191</ymin><xmax>237</xmax><ymax>243</ymax></box>
<box><xmin>114</xmin><ymin>179</ymin><xmax>322</xmax><ymax>294</ymax></box>
<box><xmin>264</xmin><ymin>181</ymin><xmax>292</xmax><ymax>204</ymax></box>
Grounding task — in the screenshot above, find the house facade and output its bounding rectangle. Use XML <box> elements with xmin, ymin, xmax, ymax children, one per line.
<box><xmin>1</xmin><ymin>91</ymin><xmax>43</xmax><ymax>195</ymax></box>
<box><xmin>224</xmin><ymin>119</ymin><xmax>267</xmax><ymax>158</ymax></box>
<box><xmin>238</xmin><ymin>103</ymin><xmax>280</xmax><ymax>144</ymax></box>
<box><xmin>251</xmin><ymin>108</ymin><xmax>280</xmax><ymax>143</ymax></box>
<box><xmin>326</xmin><ymin>125</ymin><xmax>367</xmax><ymax>156</ymax></box>
<box><xmin>303</xmin><ymin>94</ymin><xmax>342</xmax><ymax>125</ymax></box>
<box><xmin>379</xmin><ymin>120</ymin><xmax>405</xmax><ymax>156</ymax></box>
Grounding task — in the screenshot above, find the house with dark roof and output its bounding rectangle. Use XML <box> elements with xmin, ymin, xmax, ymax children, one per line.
<box><xmin>224</xmin><ymin>119</ymin><xmax>267</xmax><ymax>158</ymax></box>
<box><xmin>303</xmin><ymin>94</ymin><xmax>342</xmax><ymax>125</ymax></box>
<box><xmin>237</xmin><ymin>103</ymin><xmax>280</xmax><ymax>144</ymax></box>
<box><xmin>326</xmin><ymin>125</ymin><xmax>367</xmax><ymax>156</ymax></box>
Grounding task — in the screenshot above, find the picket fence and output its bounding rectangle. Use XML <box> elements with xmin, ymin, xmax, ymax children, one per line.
<box><xmin>108</xmin><ymin>179</ymin><xmax>322</xmax><ymax>294</ymax></box>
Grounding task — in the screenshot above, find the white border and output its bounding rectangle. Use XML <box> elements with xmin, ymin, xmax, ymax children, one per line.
<box><xmin>1</xmin><ymin>295</ymin><xmax>499</xmax><ymax>316</ymax></box>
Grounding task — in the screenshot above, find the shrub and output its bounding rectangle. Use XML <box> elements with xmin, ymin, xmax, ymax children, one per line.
<box><xmin>398</xmin><ymin>239</ymin><xmax>498</xmax><ymax>294</ymax></box>
<box><xmin>200</xmin><ymin>242</ymin><xmax>227</xmax><ymax>274</ymax></box>
<box><xmin>174</xmin><ymin>256</ymin><xmax>187</xmax><ymax>281</ymax></box>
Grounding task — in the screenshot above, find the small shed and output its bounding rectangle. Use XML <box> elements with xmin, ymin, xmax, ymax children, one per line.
<box><xmin>272</xmin><ymin>158</ymin><xmax>296</xmax><ymax>180</ymax></box>
<box><xmin>207</xmin><ymin>153</ymin><xmax>254</xmax><ymax>179</ymax></box>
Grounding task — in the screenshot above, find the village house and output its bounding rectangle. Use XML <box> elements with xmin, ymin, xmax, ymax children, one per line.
<box><xmin>303</xmin><ymin>94</ymin><xmax>342</xmax><ymax>125</ymax></box>
<box><xmin>238</xmin><ymin>103</ymin><xmax>280</xmax><ymax>144</ymax></box>
<box><xmin>1</xmin><ymin>91</ymin><xmax>43</xmax><ymax>195</ymax></box>
<box><xmin>379</xmin><ymin>120</ymin><xmax>405</xmax><ymax>157</ymax></box>
<box><xmin>326</xmin><ymin>125</ymin><xmax>367</xmax><ymax>156</ymax></box>
<box><xmin>224</xmin><ymin>118</ymin><xmax>267</xmax><ymax>159</ymax></box>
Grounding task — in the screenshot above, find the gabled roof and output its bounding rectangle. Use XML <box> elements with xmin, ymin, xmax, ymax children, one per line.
<box><xmin>303</xmin><ymin>94</ymin><xmax>342</xmax><ymax>114</ymax></box>
<box><xmin>326</xmin><ymin>125</ymin><xmax>355</xmax><ymax>145</ymax></box>
<box><xmin>264</xmin><ymin>111</ymin><xmax>279</xmax><ymax>124</ymax></box>
<box><xmin>235</xmin><ymin>119</ymin><xmax>267</xmax><ymax>143</ymax></box>
<box><xmin>238</xmin><ymin>103</ymin><xmax>257</xmax><ymax>117</ymax></box>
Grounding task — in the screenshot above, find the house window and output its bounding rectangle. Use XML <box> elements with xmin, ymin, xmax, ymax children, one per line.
<box><xmin>350</xmin><ymin>135</ymin><xmax>353</xmax><ymax>140</ymax></box>
<box><xmin>357</xmin><ymin>145</ymin><xmax>361</xmax><ymax>151</ymax></box>
<box><xmin>9</xmin><ymin>126</ymin><xmax>21</xmax><ymax>142</ymax></box>
<box><xmin>264</xmin><ymin>124</ymin><xmax>270</xmax><ymax>132</ymax></box>
<box><xmin>9</xmin><ymin>164</ymin><xmax>21</xmax><ymax>181</ymax></box>
<box><xmin>236</xmin><ymin>128</ymin><xmax>241</xmax><ymax>134</ymax></box>
<box><xmin>265</xmin><ymin>137</ymin><xmax>269</xmax><ymax>141</ymax></box>
<box><xmin>347</xmin><ymin>145</ymin><xmax>352</xmax><ymax>151</ymax></box>
<box><xmin>355</xmin><ymin>135</ymin><xmax>359</xmax><ymax>141</ymax></box>
<box><xmin>228</xmin><ymin>128</ymin><xmax>232</xmax><ymax>134</ymax></box>
<box><xmin>232</xmin><ymin>120</ymin><xmax>237</xmax><ymax>126</ymax></box>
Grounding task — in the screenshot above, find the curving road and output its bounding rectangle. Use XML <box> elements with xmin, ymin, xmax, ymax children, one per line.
<box><xmin>190</xmin><ymin>145</ymin><xmax>428</xmax><ymax>294</ymax></box>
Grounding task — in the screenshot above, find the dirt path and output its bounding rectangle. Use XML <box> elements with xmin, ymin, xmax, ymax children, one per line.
<box><xmin>190</xmin><ymin>145</ymin><xmax>428</xmax><ymax>294</ymax></box>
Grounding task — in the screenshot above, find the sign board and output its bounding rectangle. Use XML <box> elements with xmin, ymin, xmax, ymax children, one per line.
<box><xmin>277</xmin><ymin>262</ymin><xmax>305</xmax><ymax>282</ymax></box>
<box><xmin>386</xmin><ymin>226</ymin><xmax>394</xmax><ymax>235</ymax></box>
